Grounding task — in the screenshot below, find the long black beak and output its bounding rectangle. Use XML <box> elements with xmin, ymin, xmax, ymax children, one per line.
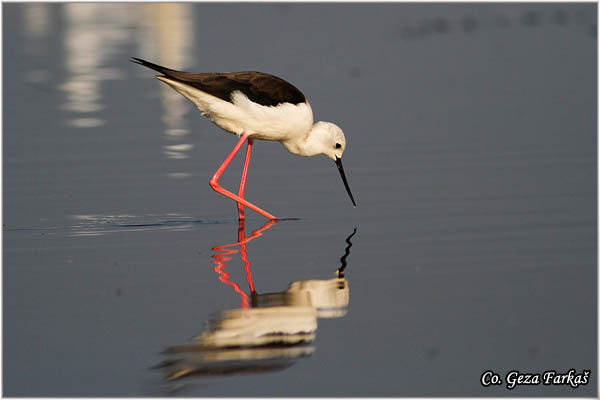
<box><xmin>335</xmin><ymin>157</ymin><xmax>356</xmax><ymax>207</ymax></box>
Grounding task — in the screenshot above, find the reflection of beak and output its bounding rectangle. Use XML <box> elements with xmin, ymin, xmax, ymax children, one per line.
<box><xmin>335</xmin><ymin>157</ymin><xmax>356</xmax><ymax>207</ymax></box>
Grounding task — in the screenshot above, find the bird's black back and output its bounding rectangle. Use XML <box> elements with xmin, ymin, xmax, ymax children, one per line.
<box><xmin>131</xmin><ymin>57</ymin><xmax>306</xmax><ymax>107</ymax></box>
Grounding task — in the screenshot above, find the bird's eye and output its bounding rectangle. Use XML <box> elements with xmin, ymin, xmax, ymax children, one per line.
<box><xmin>335</xmin><ymin>143</ymin><xmax>342</xmax><ymax>149</ymax></box>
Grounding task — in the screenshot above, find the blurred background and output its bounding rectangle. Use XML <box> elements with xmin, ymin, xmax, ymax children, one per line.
<box><xmin>3</xmin><ymin>2</ymin><xmax>597</xmax><ymax>396</ymax></box>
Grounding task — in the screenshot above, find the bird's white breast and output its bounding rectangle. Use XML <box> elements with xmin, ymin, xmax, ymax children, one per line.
<box><xmin>228</xmin><ymin>91</ymin><xmax>314</xmax><ymax>141</ymax></box>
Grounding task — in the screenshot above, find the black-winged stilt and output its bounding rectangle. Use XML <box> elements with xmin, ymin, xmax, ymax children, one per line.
<box><xmin>131</xmin><ymin>58</ymin><xmax>356</xmax><ymax>220</ymax></box>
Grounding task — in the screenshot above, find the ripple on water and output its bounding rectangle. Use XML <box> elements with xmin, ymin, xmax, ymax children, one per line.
<box><xmin>3</xmin><ymin>214</ymin><xmax>228</xmax><ymax>237</ymax></box>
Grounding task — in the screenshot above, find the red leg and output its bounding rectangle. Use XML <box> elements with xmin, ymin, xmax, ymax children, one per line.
<box><xmin>237</xmin><ymin>138</ymin><xmax>254</xmax><ymax>220</ymax></box>
<box><xmin>209</xmin><ymin>134</ymin><xmax>277</xmax><ymax>220</ymax></box>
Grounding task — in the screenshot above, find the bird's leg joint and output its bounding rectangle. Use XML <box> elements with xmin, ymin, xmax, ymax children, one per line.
<box><xmin>208</xmin><ymin>133</ymin><xmax>277</xmax><ymax>220</ymax></box>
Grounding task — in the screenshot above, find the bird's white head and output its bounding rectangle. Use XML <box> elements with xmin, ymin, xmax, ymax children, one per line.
<box><xmin>281</xmin><ymin>120</ymin><xmax>356</xmax><ymax>206</ymax></box>
<box><xmin>309</xmin><ymin>121</ymin><xmax>347</xmax><ymax>161</ymax></box>
<box><xmin>308</xmin><ymin>121</ymin><xmax>356</xmax><ymax>207</ymax></box>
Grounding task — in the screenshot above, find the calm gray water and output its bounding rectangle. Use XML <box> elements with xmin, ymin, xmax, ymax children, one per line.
<box><xmin>3</xmin><ymin>3</ymin><xmax>597</xmax><ymax>397</ymax></box>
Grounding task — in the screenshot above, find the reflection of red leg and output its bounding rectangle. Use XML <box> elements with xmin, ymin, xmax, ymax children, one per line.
<box><xmin>237</xmin><ymin>220</ymin><xmax>256</xmax><ymax>294</ymax></box>
<box><xmin>237</xmin><ymin>138</ymin><xmax>254</xmax><ymax>220</ymax></box>
<box><xmin>209</xmin><ymin>133</ymin><xmax>277</xmax><ymax>220</ymax></box>
<box><xmin>240</xmin><ymin>220</ymin><xmax>275</xmax><ymax>295</ymax></box>
<box><xmin>211</xmin><ymin>247</ymin><xmax>250</xmax><ymax>309</ymax></box>
<box><xmin>211</xmin><ymin>219</ymin><xmax>278</xmax><ymax>309</ymax></box>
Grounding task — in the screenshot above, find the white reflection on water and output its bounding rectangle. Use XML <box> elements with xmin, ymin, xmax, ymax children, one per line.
<box><xmin>136</xmin><ymin>3</ymin><xmax>195</xmax><ymax>160</ymax></box>
<box><xmin>59</xmin><ymin>3</ymin><xmax>133</xmax><ymax>127</ymax></box>
<box><xmin>23</xmin><ymin>3</ymin><xmax>50</xmax><ymax>39</ymax></box>
<box><xmin>164</xmin><ymin>143</ymin><xmax>195</xmax><ymax>159</ymax></box>
<box><xmin>167</xmin><ymin>172</ymin><xmax>194</xmax><ymax>179</ymax></box>
<box><xmin>22</xmin><ymin>3</ymin><xmax>51</xmax><ymax>85</ymax></box>
<box><xmin>56</xmin><ymin>3</ymin><xmax>195</xmax><ymax>169</ymax></box>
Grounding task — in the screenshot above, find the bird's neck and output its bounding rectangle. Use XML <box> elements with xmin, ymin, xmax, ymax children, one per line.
<box><xmin>282</xmin><ymin>124</ymin><xmax>324</xmax><ymax>157</ymax></box>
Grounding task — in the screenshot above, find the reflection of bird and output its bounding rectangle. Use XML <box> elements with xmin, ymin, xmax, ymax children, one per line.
<box><xmin>253</xmin><ymin>227</ymin><xmax>356</xmax><ymax>318</ymax></box>
<box><xmin>157</xmin><ymin>223</ymin><xmax>357</xmax><ymax>382</ymax></box>
<box><xmin>131</xmin><ymin>58</ymin><xmax>356</xmax><ymax>220</ymax></box>
<box><xmin>253</xmin><ymin>277</ymin><xmax>350</xmax><ymax>318</ymax></box>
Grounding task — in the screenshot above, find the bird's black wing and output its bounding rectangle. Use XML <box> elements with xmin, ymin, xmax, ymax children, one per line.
<box><xmin>131</xmin><ymin>58</ymin><xmax>306</xmax><ymax>107</ymax></box>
